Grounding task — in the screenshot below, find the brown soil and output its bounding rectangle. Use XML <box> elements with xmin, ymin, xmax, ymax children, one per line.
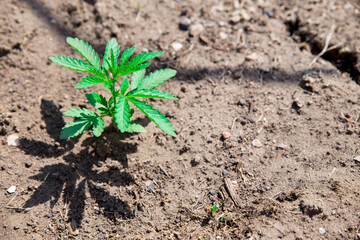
<box><xmin>1</xmin><ymin>0</ymin><xmax>360</xmax><ymax>239</ymax></box>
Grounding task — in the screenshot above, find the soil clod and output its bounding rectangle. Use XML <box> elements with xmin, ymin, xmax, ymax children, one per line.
<box><xmin>299</xmin><ymin>199</ymin><xmax>323</xmax><ymax>217</ymax></box>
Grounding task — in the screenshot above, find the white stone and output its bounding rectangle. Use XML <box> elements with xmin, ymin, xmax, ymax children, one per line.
<box><xmin>7</xmin><ymin>134</ymin><xmax>20</xmax><ymax>147</ymax></box>
<box><xmin>240</xmin><ymin>9</ymin><xmax>251</xmax><ymax>21</ymax></box>
<box><xmin>230</xmin><ymin>14</ymin><xmax>241</xmax><ymax>24</ymax></box>
<box><xmin>7</xmin><ymin>186</ymin><xmax>16</xmax><ymax>194</ymax></box>
<box><xmin>252</xmin><ymin>139</ymin><xmax>263</xmax><ymax>148</ymax></box>
<box><xmin>219</xmin><ymin>32</ymin><xmax>227</xmax><ymax>40</ymax></box>
<box><xmin>221</xmin><ymin>131</ymin><xmax>231</xmax><ymax>139</ymax></box>
<box><xmin>246</xmin><ymin>52</ymin><xmax>258</xmax><ymax>61</ymax></box>
<box><xmin>319</xmin><ymin>228</ymin><xmax>326</xmax><ymax>234</ymax></box>
<box><xmin>171</xmin><ymin>42</ymin><xmax>183</xmax><ymax>51</ymax></box>
<box><xmin>189</xmin><ymin>23</ymin><xmax>204</xmax><ymax>36</ymax></box>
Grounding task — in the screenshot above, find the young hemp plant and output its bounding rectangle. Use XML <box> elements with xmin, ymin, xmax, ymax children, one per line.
<box><xmin>49</xmin><ymin>37</ymin><xmax>177</xmax><ymax>139</ymax></box>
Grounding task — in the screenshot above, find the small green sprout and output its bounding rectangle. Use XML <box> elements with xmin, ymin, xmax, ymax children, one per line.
<box><xmin>211</xmin><ymin>204</ymin><xmax>227</xmax><ymax>222</ymax></box>
<box><xmin>49</xmin><ymin>37</ymin><xmax>177</xmax><ymax>139</ymax></box>
<box><xmin>137</xmin><ymin>1</ymin><xmax>141</xmax><ymax>12</ymax></box>
<box><xmin>219</xmin><ymin>216</ymin><xmax>227</xmax><ymax>223</ymax></box>
<box><xmin>211</xmin><ymin>204</ymin><xmax>218</xmax><ymax>214</ymax></box>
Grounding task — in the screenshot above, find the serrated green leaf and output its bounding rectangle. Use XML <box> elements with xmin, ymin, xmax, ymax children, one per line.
<box><xmin>109</xmin><ymin>97</ymin><xmax>114</xmax><ymax>106</ymax></box>
<box><xmin>125</xmin><ymin>122</ymin><xmax>147</xmax><ymax>133</ymax></box>
<box><xmin>126</xmin><ymin>89</ymin><xmax>177</xmax><ymax>100</ymax></box>
<box><xmin>103</xmin><ymin>57</ymin><xmax>111</xmax><ymax>71</ymax></box>
<box><xmin>138</xmin><ymin>68</ymin><xmax>177</xmax><ymax>89</ymax></box>
<box><xmin>114</xmin><ymin>96</ymin><xmax>133</xmax><ymax>132</ymax></box>
<box><xmin>66</xmin><ymin>37</ymin><xmax>101</xmax><ymax>70</ymax></box>
<box><xmin>49</xmin><ymin>56</ymin><xmax>102</xmax><ymax>76</ymax></box>
<box><xmin>121</xmin><ymin>62</ymin><xmax>151</xmax><ymax>76</ymax></box>
<box><xmin>131</xmin><ymin>69</ymin><xmax>145</xmax><ymax>89</ymax></box>
<box><xmin>64</xmin><ymin>108</ymin><xmax>98</xmax><ymax>118</ymax></box>
<box><xmin>61</xmin><ymin>108</ymin><xmax>105</xmax><ymax>138</ymax></box>
<box><xmin>92</xmin><ymin>116</ymin><xmax>105</xmax><ymax>137</ymax></box>
<box><xmin>103</xmin><ymin>38</ymin><xmax>120</xmax><ymax>71</ymax></box>
<box><xmin>126</xmin><ymin>51</ymin><xmax>163</xmax><ymax>70</ymax></box>
<box><xmin>118</xmin><ymin>46</ymin><xmax>136</xmax><ymax>72</ymax></box>
<box><xmin>116</xmin><ymin>50</ymin><xmax>163</xmax><ymax>77</ymax></box>
<box><xmin>120</xmin><ymin>78</ymin><xmax>129</xmax><ymax>95</ymax></box>
<box><xmin>102</xmin><ymin>66</ymin><xmax>109</xmax><ymax>80</ymax></box>
<box><xmin>98</xmin><ymin>107</ymin><xmax>108</xmax><ymax>112</ymax></box>
<box><xmin>60</xmin><ymin>118</ymin><xmax>93</xmax><ymax>139</ymax></box>
<box><xmin>75</xmin><ymin>75</ymin><xmax>105</xmax><ymax>89</ymax></box>
<box><xmin>85</xmin><ymin>92</ymin><xmax>107</xmax><ymax>110</ymax></box>
<box><xmin>128</xmin><ymin>98</ymin><xmax>176</xmax><ymax>137</ymax></box>
<box><xmin>110</xmin><ymin>49</ymin><xmax>117</xmax><ymax>73</ymax></box>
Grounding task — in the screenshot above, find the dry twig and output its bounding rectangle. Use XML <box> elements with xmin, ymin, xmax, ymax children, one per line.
<box><xmin>158</xmin><ymin>164</ymin><xmax>170</xmax><ymax>178</ymax></box>
<box><xmin>306</xmin><ymin>24</ymin><xmax>336</xmax><ymax>70</ymax></box>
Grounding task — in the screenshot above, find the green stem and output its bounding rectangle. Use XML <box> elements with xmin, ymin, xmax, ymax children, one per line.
<box><xmin>109</xmin><ymin>79</ymin><xmax>117</xmax><ymax>117</ymax></box>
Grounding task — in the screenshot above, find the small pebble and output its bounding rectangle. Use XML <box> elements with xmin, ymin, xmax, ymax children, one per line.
<box><xmin>277</xmin><ymin>143</ymin><xmax>290</xmax><ymax>149</ymax></box>
<box><xmin>265</xmin><ymin>10</ymin><xmax>274</xmax><ymax>18</ymax></box>
<box><xmin>25</xmin><ymin>162</ymin><xmax>32</xmax><ymax>168</ymax></box>
<box><xmin>236</xmin><ymin>98</ymin><xmax>246</xmax><ymax>106</ymax></box>
<box><xmin>292</xmin><ymin>100</ymin><xmax>303</xmax><ymax>109</ymax></box>
<box><xmin>171</xmin><ymin>41</ymin><xmax>183</xmax><ymax>51</ymax></box>
<box><xmin>209</xmin><ymin>190</ymin><xmax>216</xmax><ymax>195</ymax></box>
<box><xmin>179</xmin><ymin>17</ymin><xmax>191</xmax><ymax>31</ymax></box>
<box><xmin>190</xmin><ymin>155</ymin><xmax>201</xmax><ymax>167</ymax></box>
<box><xmin>7</xmin><ymin>186</ymin><xmax>16</xmax><ymax>194</ymax></box>
<box><xmin>145</xmin><ymin>181</ymin><xmax>154</xmax><ymax>192</ymax></box>
<box><xmin>259</xmin><ymin>67</ymin><xmax>271</xmax><ymax>72</ymax></box>
<box><xmin>319</xmin><ymin>228</ymin><xmax>326</xmax><ymax>234</ymax></box>
<box><xmin>189</xmin><ymin>23</ymin><xmax>204</xmax><ymax>37</ymax></box>
<box><xmin>7</xmin><ymin>134</ymin><xmax>20</xmax><ymax>147</ymax></box>
<box><xmin>219</xmin><ymin>31</ymin><xmax>227</xmax><ymax>39</ymax></box>
<box><xmin>222</xmin><ymin>170</ymin><xmax>229</xmax><ymax>177</ymax></box>
<box><xmin>230</xmin><ymin>14</ymin><xmax>241</xmax><ymax>24</ymax></box>
<box><xmin>222</xmin><ymin>131</ymin><xmax>231</xmax><ymax>140</ymax></box>
<box><xmin>252</xmin><ymin>139</ymin><xmax>263</xmax><ymax>148</ymax></box>
<box><xmin>246</xmin><ymin>52</ymin><xmax>258</xmax><ymax>61</ymax></box>
<box><xmin>353</xmin><ymin>155</ymin><xmax>360</xmax><ymax>163</ymax></box>
<box><xmin>240</xmin><ymin>9</ymin><xmax>251</xmax><ymax>21</ymax></box>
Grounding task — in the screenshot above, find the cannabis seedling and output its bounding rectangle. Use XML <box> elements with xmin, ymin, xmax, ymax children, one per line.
<box><xmin>49</xmin><ymin>37</ymin><xmax>177</xmax><ymax>139</ymax></box>
<box><xmin>211</xmin><ymin>204</ymin><xmax>218</xmax><ymax>215</ymax></box>
<box><xmin>210</xmin><ymin>204</ymin><xmax>227</xmax><ymax>222</ymax></box>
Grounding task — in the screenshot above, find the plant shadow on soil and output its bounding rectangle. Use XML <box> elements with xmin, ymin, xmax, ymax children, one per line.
<box><xmin>17</xmin><ymin>99</ymin><xmax>150</xmax><ymax>228</ymax></box>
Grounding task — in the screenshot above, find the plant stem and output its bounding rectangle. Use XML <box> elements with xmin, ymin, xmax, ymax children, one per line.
<box><xmin>108</xmin><ymin>79</ymin><xmax>118</xmax><ymax>120</ymax></box>
<box><xmin>110</xmin><ymin>80</ymin><xmax>117</xmax><ymax>106</ymax></box>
